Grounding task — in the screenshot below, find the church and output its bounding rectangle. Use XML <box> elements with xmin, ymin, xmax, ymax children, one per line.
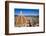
<box><xmin>15</xmin><ymin>11</ymin><xmax>32</xmax><ymax>27</ymax></box>
<box><xmin>14</xmin><ymin>9</ymin><xmax>39</xmax><ymax>27</ymax></box>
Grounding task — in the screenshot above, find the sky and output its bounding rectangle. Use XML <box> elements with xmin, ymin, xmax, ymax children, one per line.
<box><xmin>14</xmin><ymin>8</ymin><xmax>39</xmax><ymax>16</ymax></box>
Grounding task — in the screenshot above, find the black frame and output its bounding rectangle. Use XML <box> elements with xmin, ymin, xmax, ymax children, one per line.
<box><xmin>5</xmin><ymin>1</ymin><xmax>45</xmax><ymax>35</ymax></box>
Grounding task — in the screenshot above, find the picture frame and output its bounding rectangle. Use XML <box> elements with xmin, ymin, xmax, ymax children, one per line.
<box><xmin>5</xmin><ymin>1</ymin><xmax>45</xmax><ymax>35</ymax></box>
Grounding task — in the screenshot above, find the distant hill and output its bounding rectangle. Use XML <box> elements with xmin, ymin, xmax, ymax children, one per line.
<box><xmin>15</xmin><ymin>15</ymin><xmax>39</xmax><ymax>17</ymax></box>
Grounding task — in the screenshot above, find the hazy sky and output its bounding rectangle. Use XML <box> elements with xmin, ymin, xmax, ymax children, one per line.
<box><xmin>14</xmin><ymin>8</ymin><xmax>39</xmax><ymax>16</ymax></box>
